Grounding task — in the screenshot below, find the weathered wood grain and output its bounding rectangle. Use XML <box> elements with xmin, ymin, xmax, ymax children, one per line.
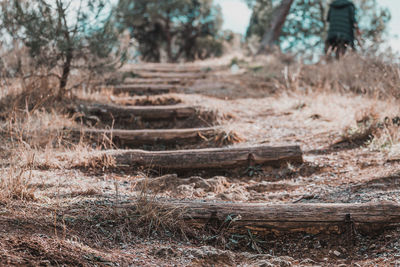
<box><xmin>109</xmin><ymin>145</ymin><xmax>303</xmax><ymax>170</ymax></box>
<box><xmin>137</xmin><ymin>71</ymin><xmax>207</xmax><ymax>79</ymax></box>
<box><xmin>77</xmin><ymin>103</ymin><xmax>201</xmax><ymax>121</ymax></box>
<box><xmin>111</xmin><ymin>84</ymin><xmax>178</xmax><ymax>95</ymax></box>
<box><xmin>73</xmin><ymin>127</ymin><xmax>219</xmax><ymax>146</ymax></box>
<box><xmin>123</xmin><ymin>78</ymin><xmax>182</xmax><ymax>84</ymax></box>
<box><xmin>159</xmin><ymin>201</ymin><xmax>400</xmax><ymax>234</ymax></box>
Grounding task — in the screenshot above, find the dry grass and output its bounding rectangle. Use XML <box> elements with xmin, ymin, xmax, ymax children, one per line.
<box><xmin>0</xmin><ymin>109</ymin><xmax>114</xmax><ymax>172</ymax></box>
<box><xmin>0</xmin><ymin>73</ymin><xmax>114</xmax><ymax>203</ymax></box>
<box><xmin>247</xmin><ymin>52</ymin><xmax>400</xmax><ymax>99</ymax></box>
<box><xmin>0</xmin><ymin>77</ymin><xmax>64</xmax><ymax>202</ymax></box>
<box><xmin>0</xmin><ymin>153</ymin><xmax>37</xmax><ymax>202</ymax></box>
<box><xmin>340</xmin><ymin>111</ymin><xmax>379</xmax><ymax>145</ymax></box>
<box><xmin>0</xmin><ymin>76</ymin><xmax>62</xmax><ymax>117</ymax></box>
<box><xmin>134</xmin><ymin>187</ymin><xmax>189</xmax><ymax>238</ymax></box>
<box><xmin>339</xmin><ymin>108</ymin><xmax>400</xmax><ymax>151</ymax></box>
<box><xmin>213</xmin><ymin>129</ymin><xmax>246</xmax><ymax>146</ymax></box>
<box><xmin>301</xmin><ymin>53</ymin><xmax>400</xmax><ymax>98</ymax></box>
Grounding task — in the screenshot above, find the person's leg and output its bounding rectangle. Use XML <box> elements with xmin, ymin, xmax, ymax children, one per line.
<box><xmin>325</xmin><ymin>39</ymin><xmax>331</xmax><ymax>54</ymax></box>
<box><xmin>325</xmin><ymin>38</ymin><xmax>336</xmax><ymax>61</ymax></box>
<box><xmin>336</xmin><ymin>44</ymin><xmax>343</xmax><ymax>59</ymax></box>
<box><xmin>336</xmin><ymin>40</ymin><xmax>348</xmax><ymax>59</ymax></box>
<box><xmin>350</xmin><ymin>40</ymin><xmax>355</xmax><ymax>51</ymax></box>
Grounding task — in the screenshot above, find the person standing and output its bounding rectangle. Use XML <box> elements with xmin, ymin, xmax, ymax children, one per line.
<box><xmin>325</xmin><ymin>0</ymin><xmax>360</xmax><ymax>59</ymax></box>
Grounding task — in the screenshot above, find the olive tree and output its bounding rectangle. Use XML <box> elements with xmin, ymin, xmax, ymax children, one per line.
<box><xmin>115</xmin><ymin>0</ymin><xmax>224</xmax><ymax>62</ymax></box>
<box><xmin>0</xmin><ymin>0</ymin><xmax>122</xmax><ymax>98</ymax></box>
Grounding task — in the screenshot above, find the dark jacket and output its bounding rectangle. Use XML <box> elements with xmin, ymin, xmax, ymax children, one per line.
<box><xmin>327</xmin><ymin>0</ymin><xmax>356</xmax><ymax>42</ymax></box>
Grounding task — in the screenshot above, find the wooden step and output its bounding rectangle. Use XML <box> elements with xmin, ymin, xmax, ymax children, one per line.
<box><xmin>123</xmin><ymin>78</ymin><xmax>182</xmax><ymax>84</ymax></box>
<box><xmin>149</xmin><ymin>201</ymin><xmax>400</xmax><ymax>235</ymax></box>
<box><xmin>77</xmin><ymin>103</ymin><xmax>201</xmax><ymax>121</ymax></box>
<box><xmin>72</xmin><ymin>127</ymin><xmax>220</xmax><ymax>147</ymax></box>
<box><xmin>110</xmin><ymin>95</ymin><xmax>182</xmax><ymax>106</ymax></box>
<box><xmin>74</xmin><ymin>103</ymin><xmax>213</xmax><ymax>129</ymax></box>
<box><xmin>108</xmin><ymin>145</ymin><xmax>303</xmax><ymax>172</ymax></box>
<box><xmin>111</xmin><ymin>84</ymin><xmax>178</xmax><ymax>95</ymax></box>
<box><xmin>125</xmin><ymin>64</ymin><xmax>216</xmax><ymax>73</ymax></box>
<box><xmin>137</xmin><ymin>71</ymin><xmax>207</xmax><ymax>79</ymax></box>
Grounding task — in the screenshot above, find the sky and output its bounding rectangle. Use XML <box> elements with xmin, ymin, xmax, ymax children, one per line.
<box><xmin>215</xmin><ymin>0</ymin><xmax>400</xmax><ymax>52</ymax></box>
<box><xmin>379</xmin><ymin>0</ymin><xmax>400</xmax><ymax>52</ymax></box>
<box><xmin>215</xmin><ymin>0</ymin><xmax>252</xmax><ymax>35</ymax></box>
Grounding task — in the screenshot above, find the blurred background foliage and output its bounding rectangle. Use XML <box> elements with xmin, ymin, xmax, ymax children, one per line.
<box><xmin>0</xmin><ymin>0</ymin><xmax>392</xmax><ymax>94</ymax></box>
<box><xmin>245</xmin><ymin>0</ymin><xmax>390</xmax><ymax>57</ymax></box>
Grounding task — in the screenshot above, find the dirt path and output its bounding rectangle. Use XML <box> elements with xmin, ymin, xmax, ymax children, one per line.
<box><xmin>2</xmin><ymin>60</ymin><xmax>400</xmax><ymax>266</ymax></box>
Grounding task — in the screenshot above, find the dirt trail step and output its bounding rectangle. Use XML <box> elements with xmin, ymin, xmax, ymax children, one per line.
<box><xmin>110</xmin><ymin>84</ymin><xmax>178</xmax><ymax>96</ymax></box>
<box><xmin>107</xmin><ymin>145</ymin><xmax>302</xmax><ymax>174</ymax></box>
<box><xmin>77</xmin><ymin>103</ymin><xmax>201</xmax><ymax>120</ymax></box>
<box><xmin>126</xmin><ymin>64</ymin><xmax>219</xmax><ymax>73</ymax></box>
<box><xmin>74</xmin><ymin>103</ymin><xmax>215</xmax><ymax>129</ymax></box>
<box><xmin>72</xmin><ymin>127</ymin><xmax>221</xmax><ymax>148</ymax></box>
<box><xmin>136</xmin><ymin>71</ymin><xmax>208</xmax><ymax>80</ymax></box>
<box><xmin>123</xmin><ymin>78</ymin><xmax>182</xmax><ymax>85</ymax></box>
<box><xmin>110</xmin><ymin>95</ymin><xmax>182</xmax><ymax>106</ymax></box>
<box><xmin>145</xmin><ymin>201</ymin><xmax>400</xmax><ymax>235</ymax></box>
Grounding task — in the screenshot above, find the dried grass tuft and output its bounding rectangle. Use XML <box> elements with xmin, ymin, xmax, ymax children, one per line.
<box><xmin>249</xmin><ymin>52</ymin><xmax>400</xmax><ymax>99</ymax></box>
<box><xmin>339</xmin><ymin>109</ymin><xmax>400</xmax><ymax>151</ymax></box>
<box><xmin>340</xmin><ymin>110</ymin><xmax>379</xmax><ymax>145</ymax></box>
<box><xmin>0</xmin><ymin>152</ymin><xmax>36</xmax><ymax>202</ymax></box>
<box><xmin>133</xmin><ymin>177</ymin><xmax>189</xmax><ymax>238</ymax></box>
<box><xmin>213</xmin><ymin>130</ymin><xmax>246</xmax><ymax>146</ymax></box>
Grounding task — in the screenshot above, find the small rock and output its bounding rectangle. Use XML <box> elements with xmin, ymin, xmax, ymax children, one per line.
<box><xmin>333</xmin><ymin>250</ymin><xmax>341</xmax><ymax>257</ymax></box>
<box><xmin>256</xmin><ymin>260</ymin><xmax>274</xmax><ymax>267</ymax></box>
<box><xmin>154</xmin><ymin>247</ymin><xmax>176</xmax><ymax>258</ymax></box>
<box><xmin>300</xmin><ymin>259</ymin><xmax>316</xmax><ymax>265</ymax></box>
<box><xmin>185</xmin><ymin>246</ymin><xmax>235</xmax><ymax>264</ymax></box>
<box><xmin>271</xmin><ymin>257</ymin><xmax>292</xmax><ymax>267</ymax></box>
<box><xmin>246</xmin><ymin>253</ymin><xmax>273</xmax><ymax>260</ymax></box>
<box><xmin>177</xmin><ymin>184</ymin><xmax>195</xmax><ymax>196</ymax></box>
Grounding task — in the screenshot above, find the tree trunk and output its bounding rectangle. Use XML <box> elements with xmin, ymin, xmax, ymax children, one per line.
<box><xmin>165</xmin><ymin>23</ymin><xmax>173</xmax><ymax>62</ymax></box>
<box><xmin>59</xmin><ymin>51</ymin><xmax>73</xmax><ymax>99</ymax></box>
<box><xmin>155</xmin><ymin>201</ymin><xmax>400</xmax><ymax>235</ymax></box>
<box><xmin>109</xmin><ymin>145</ymin><xmax>303</xmax><ymax>171</ymax></box>
<box><xmin>257</xmin><ymin>0</ymin><xmax>294</xmax><ymax>54</ymax></box>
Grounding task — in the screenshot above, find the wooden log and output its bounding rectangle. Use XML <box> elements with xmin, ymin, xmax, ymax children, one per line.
<box><xmin>111</xmin><ymin>84</ymin><xmax>178</xmax><ymax>95</ymax></box>
<box><xmin>77</xmin><ymin>103</ymin><xmax>201</xmax><ymax>121</ymax></box>
<box><xmin>110</xmin><ymin>96</ymin><xmax>182</xmax><ymax>107</ymax></box>
<box><xmin>109</xmin><ymin>145</ymin><xmax>303</xmax><ymax>170</ymax></box>
<box><xmin>124</xmin><ymin>64</ymin><xmax>218</xmax><ymax>73</ymax></box>
<box><xmin>136</xmin><ymin>71</ymin><xmax>207</xmax><ymax>79</ymax></box>
<box><xmin>73</xmin><ymin>127</ymin><xmax>219</xmax><ymax>146</ymax></box>
<box><xmin>123</xmin><ymin>78</ymin><xmax>182</xmax><ymax>84</ymax></box>
<box><xmin>158</xmin><ymin>201</ymin><xmax>400</xmax><ymax>234</ymax></box>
